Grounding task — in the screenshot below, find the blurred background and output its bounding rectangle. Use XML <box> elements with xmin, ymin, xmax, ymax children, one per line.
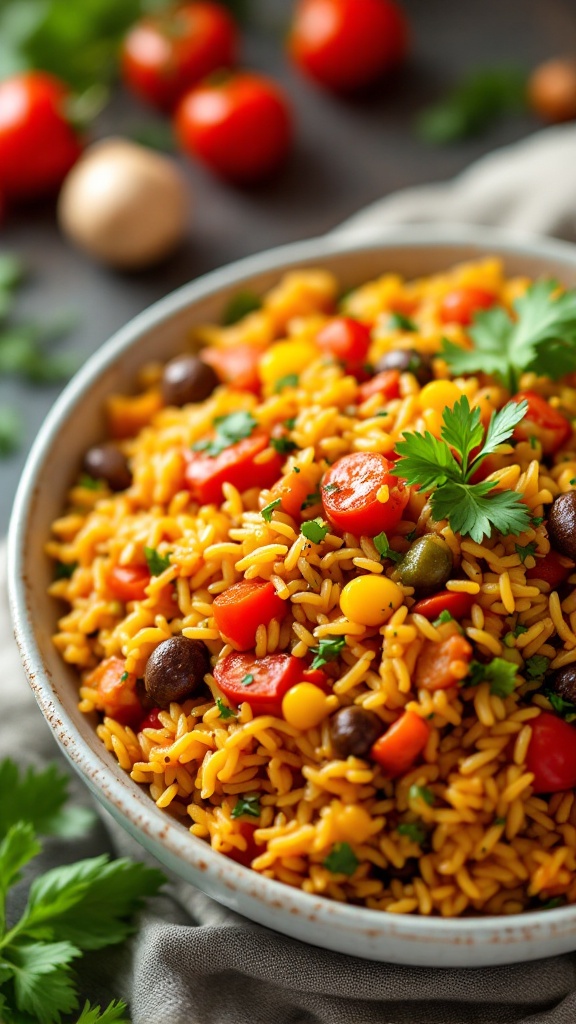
<box><xmin>2</xmin><ymin>0</ymin><xmax>576</xmax><ymax>531</ymax></box>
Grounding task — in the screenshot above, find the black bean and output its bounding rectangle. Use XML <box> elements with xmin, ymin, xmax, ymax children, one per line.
<box><xmin>547</xmin><ymin>492</ymin><xmax>576</xmax><ymax>560</ymax></box>
<box><xmin>374</xmin><ymin>348</ymin><xmax>433</xmax><ymax>386</ymax></box>
<box><xmin>329</xmin><ymin>706</ymin><xmax>382</xmax><ymax>759</ymax></box>
<box><xmin>83</xmin><ymin>443</ymin><xmax>132</xmax><ymax>491</ymax></box>
<box><xmin>161</xmin><ymin>354</ymin><xmax>219</xmax><ymax>407</ymax></box>
<box><xmin>144</xmin><ymin>636</ymin><xmax>210</xmax><ymax>707</ymax></box>
<box><xmin>549</xmin><ymin>664</ymin><xmax>576</xmax><ymax>705</ymax></box>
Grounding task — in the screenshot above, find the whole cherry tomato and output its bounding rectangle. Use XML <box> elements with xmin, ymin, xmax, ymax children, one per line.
<box><xmin>526</xmin><ymin>712</ymin><xmax>576</xmax><ymax>793</ymax></box>
<box><xmin>0</xmin><ymin>73</ymin><xmax>83</xmax><ymax>200</ymax></box>
<box><xmin>121</xmin><ymin>2</ymin><xmax>238</xmax><ymax>111</ymax></box>
<box><xmin>175</xmin><ymin>72</ymin><xmax>293</xmax><ymax>182</ymax></box>
<box><xmin>513</xmin><ymin>391</ymin><xmax>572</xmax><ymax>456</ymax></box>
<box><xmin>316</xmin><ymin>317</ymin><xmax>371</xmax><ymax>375</ymax></box>
<box><xmin>288</xmin><ymin>0</ymin><xmax>408</xmax><ymax>93</ymax></box>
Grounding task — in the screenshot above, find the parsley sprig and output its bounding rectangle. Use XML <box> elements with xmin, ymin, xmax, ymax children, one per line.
<box><xmin>441</xmin><ymin>281</ymin><xmax>576</xmax><ymax>393</ymax></box>
<box><xmin>391</xmin><ymin>396</ymin><xmax>531</xmax><ymax>543</ymax></box>
<box><xmin>464</xmin><ymin>657</ymin><xmax>517</xmax><ymax>698</ymax></box>
<box><xmin>193</xmin><ymin>410</ymin><xmax>258</xmax><ymax>457</ymax></box>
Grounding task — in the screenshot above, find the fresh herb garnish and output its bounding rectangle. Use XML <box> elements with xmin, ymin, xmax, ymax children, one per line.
<box><xmin>539</xmin><ymin>897</ymin><xmax>566</xmax><ymax>910</ymax></box>
<box><xmin>301</xmin><ymin>490</ymin><xmax>321</xmax><ymax>510</ymax></box>
<box><xmin>531</xmin><ymin>515</ymin><xmax>544</xmax><ymax>528</ymax></box>
<box><xmin>129</xmin><ymin>120</ymin><xmax>175</xmax><ymax>153</ymax></box>
<box><xmin>310</xmin><ymin>636</ymin><xmax>346</xmax><ymax>670</ymax></box>
<box><xmin>389</xmin><ymin>311</ymin><xmax>417</xmax><ymax>332</ymax></box>
<box><xmin>516</xmin><ymin>542</ymin><xmax>537</xmax><ymax>563</ymax></box>
<box><xmin>241</xmin><ymin>674</ymin><xmax>254</xmax><ymax>687</ymax></box>
<box><xmin>0</xmin><ymin>406</ymin><xmax>22</xmax><ymax>456</ymax></box>
<box><xmin>193</xmin><ymin>410</ymin><xmax>258</xmax><ymax>457</ymax></box>
<box><xmin>54</xmin><ymin>560</ymin><xmax>78</xmax><ymax>580</ymax></box>
<box><xmin>433</xmin><ymin>609</ymin><xmax>454</xmax><ymax>626</ymax></box>
<box><xmin>494</xmin><ymin>817</ymin><xmax>506</xmax><ymax>826</ymax></box>
<box><xmin>465</xmin><ymin>658</ymin><xmax>517</xmax><ymax>698</ymax></box>
<box><xmin>78</xmin><ymin>474</ymin><xmax>103</xmax><ymax>490</ymax></box>
<box><xmin>416</xmin><ymin>67</ymin><xmax>527</xmax><ymax>144</ymax></box>
<box><xmin>231</xmin><ymin>794</ymin><xmax>260</xmax><ymax>819</ymax></box>
<box><xmin>323</xmin><ymin>842</ymin><xmax>359</xmax><ymax>876</ymax></box>
<box><xmin>373</xmin><ymin>531</ymin><xmax>402</xmax><ymax>563</ymax></box>
<box><xmin>144</xmin><ymin>546</ymin><xmax>170</xmax><ymax>576</ymax></box>
<box><xmin>547</xmin><ymin>691</ymin><xmax>576</xmax><ymax>723</ymax></box>
<box><xmin>408</xmin><ymin>784</ymin><xmax>435</xmax><ymax>806</ymax></box>
<box><xmin>216</xmin><ymin>698</ymin><xmax>237</xmax><ymax>720</ymax></box>
<box><xmin>513</xmin><ymin>623</ymin><xmax>528</xmax><ymax>637</ymax></box>
<box><xmin>323</xmin><ymin>482</ymin><xmax>339</xmax><ymax>494</ymax></box>
<box><xmin>397</xmin><ymin>822</ymin><xmax>426</xmax><ymax>844</ymax></box>
<box><xmin>270</xmin><ymin>435</ymin><xmax>298</xmax><ymax>454</ymax></box>
<box><xmin>75</xmin><ymin>1000</ymin><xmax>131</xmax><ymax>1023</ymax></box>
<box><xmin>261</xmin><ymin>498</ymin><xmax>282</xmax><ymax>523</ymax></box>
<box><xmin>284</xmin><ymin>417</ymin><xmax>297</xmax><ymax>430</ymax></box>
<box><xmin>301</xmin><ymin>518</ymin><xmax>329</xmax><ymax>544</ymax></box>
<box><xmin>274</xmin><ymin>373</ymin><xmax>299</xmax><ymax>393</ymax></box>
<box><xmin>441</xmin><ymin>280</ymin><xmax>576</xmax><ymax>393</ymax></box>
<box><xmin>391</xmin><ymin>396</ymin><xmax>531</xmax><ymax>543</ymax></box>
<box><xmin>222</xmin><ymin>291</ymin><xmax>262</xmax><ymax>326</ymax></box>
<box><xmin>120</xmin><ymin>671</ymin><xmax>129</xmax><ymax>683</ymax></box>
<box><xmin>525</xmin><ymin>654</ymin><xmax>550</xmax><ymax>680</ymax></box>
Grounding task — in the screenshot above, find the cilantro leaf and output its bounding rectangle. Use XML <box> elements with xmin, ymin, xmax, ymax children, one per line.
<box><xmin>465</xmin><ymin>658</ymin><xmax>517</xmax><ymax>697</ymax></box>
<box><xmin>516</xmin><ymin>542</ymin><xmax>537</xmax><ymax>564</ymax></box>
<box><xmin>261</xmin><ymin>498</ymin><xmax>281</xmax><ymax>523</ymax></box>
<box><xmin>433</xmin><ymin>609</ymin><xmax>454</xmax><ymax>625</ymax></box>
<box><xmin>373</xmin><ymin>532</ymin><xmax>402</xmax><ymax>563</ymax></box>
<box><xmin>323</xmin><ymin>482</ymin><xmax>339</xmax><ymax>494</ymax></box>
<box><xmin>194</xmin><ymin>410</ymin><xmax>258</xmax><ymax>457</ymax></box>
<box><xmin>323</xmin><ymin>842</ymin><xmax>359</xmax><ymax>876</ymax></box>
<box><xmin>77</xmin><ymin>474</ymin><xmax>103</xmax><ymax>491</ymax></box>
<box><xmin>397</xmin><ymin>822</ymin><xmax>426</xmax><ymax>844</ymax></box>
<box><xmin>389</xmin><ymin>311</ymin><xmax>417</xmax><ymax>331</ymax></box>
<box><xmin>394</xmin><ymin>429</ymin><xmax>461</xmax><ymax>491</ymax></box>
<box><xmin>301</xmin><ymin>490</ymin><xmax>321</xmax><ymax>510</ymax></box>
<box><xmin>301</xmin><ymin>518</ymin><xmax>329</xmax><ymax>544</ymax></box>
<box><xmin>310</xmin><ymin>637</ymin><xmax>346</xmax><ymax>669</ymax></box>
<box><xmin>269</xmin><ymin>436</ymin><xmax>298</xmax><ymax>454</ymax></box>
<box><xmin>75</xmin><ymin>1000</ymin><xmax>131</xmax><ymax>1024</ymax></box>
<box><xmin>3</xmin><ymin>941</ymin><xmax>80</xmax><ymax>1024</ymax></box>
<box><xmin>143</xmin><ymin>547</ymin><xmax>170</xmax><ymax>576</ymax></box>
<box><xmin>547</xmin><ymin>691</ymin><xmax>576</xmax><ymax>722</ymax></box>
<box><xmin>216</xmin><ymin>698</ymin><xmax>237</xmax><ymax>720</ymax></box>
<box><xmin>54</xmin><ymin>560</ymin><xmax>78</xmax><ymax>580</ymax></box>
<box><xmin>440</xmin><ymin>396</ymin><xmax>484</xmax><ymax>470</ymax></box>
<box><xmin>231</xmin><ymin>795</ymin><xmax>260</xmax><ymax>819</ymax></box>
<box><xmin>0</xmin><ymin>760</ymin><xmax>93</xmax><ymax>839</ymax></box>
<box><xmin>408</xmin><ymin>784</ymin><xmax>435</xmax><ymax>806</ymax></box>
<box><xmin>430</xmin><ymin>479</ymin><xmax>530</xmax><ymax>544</ymax></box>
<box><xmin>274</xmin><ymin>373</ymin><xmax>299</xmax><ymax>393</ymax></box>
<box><xmin>473</xmin><ymin>399</ymin><xmax>528</xmax><ymax>464</ymax></box>
<box><xmin>0</xmin><ymin>823</ymin><xmax>40</xmax><ymax>901</ymax></box>
<box><xmin>525</xmin><ymin>654</ymin><xmax>550</xmax><ymax>680</ymax></box>
<box><xmin>222</xmin><ymin>291</ymin><xmax>261</xmax><ymax>326</ymax></box>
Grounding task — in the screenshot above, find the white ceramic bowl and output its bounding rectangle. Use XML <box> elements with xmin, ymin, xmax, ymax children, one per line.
<box><xmin>9</xmin><ymin>225</ymin><xmax>576</xmax><ymax>967</ymax></box>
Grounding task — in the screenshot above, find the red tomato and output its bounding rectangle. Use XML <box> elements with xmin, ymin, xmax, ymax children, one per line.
<box><xmin>140</xmin><ymin>708</ymin><xmax>164</xmax><ymax>731</ymax></box>
<box><xmin>411</xmin><ymin>590</ymin><xmax>475</xmax><ymax>621</ymax></box>
<box><xmin>213</xmin><ymin>652</ymin><xmax>306</xmax><ymax>716</ymax></box>
<box><xmin>301</xmin><ymin>667</ymin><xmax>330</xmax><ymax>691</ymax></box>
<box><xmin>289</xmin><ymin>0</ymin><xmax>408</xmax><ymax>93</ymax></box>
<box><xmin>85</xmin><ymin>656</ymin><xmax>142</xmax><ymax>727</ymax></box>
<box><xmin>316</xmin><ymin>317</ymin><xmax>371</xmax><ymax>376</ymax></box>
<box><xmin>358</xmin><ymin>369</ymin><xmax>401</xmax><ymax>403</ymax></box>
<box><xmin>107</xmin><ymin>565</ymin><xmax>151</xmax><ymax>602</ymax></box>
<box><xmin>321</xmin><ymin>451</ymin><xmax>409</xmax><ymax>536</ymax></box>
<box><xmin>184</xmin><ymin>434</ymin><xmax>283</xmax><ymax>504</ymax></box>
<box><xmin>121</xmin><ymin>2</ymin><xmax>238</xmax><ymax>111</ymax></box>
<box><xmin>0</xmin><ymin>73</ymin><xmax>83</xmax><ymax>200</ymax></box>
<box><xmin>370</xmin><ymin>710</ymin><xmax>430</xmax><ymax>776</ymax></box>
<box><xmin>226</xmin><ymin>822</ymin><xmax>261</xmax><ymax>867</ymax></box>
<box><xmin>439</xmin><ymin>287</ymin><xmax>496</xmax><ymax>326</ymax></box>
<box><xmin>201</xmin><ymin>344</ymin><xmax>261</xmax><ymax>394</ymax></box>
<box><xmin>526</xmin><ymin>549</ymin><xmax>573</xmax><ymax>589</ymax></box>
<box><xmin>526</xmin><ymin>712</ymin><xmax>576</xmax><ymax>793</ymax></box>
<box><xmin>213</xmin><ymin>578</ymin><xmax>287</xmax><ymax>650</ymax></box>
<box><xmin>513</xmin><ymin>391</ymin><xmax>572</xmax><ymax>456</ymax></box>
<box><xmin>175</xmin><ymin>72</ymin><xmax>293</xmax><ymax>183</ymax></box>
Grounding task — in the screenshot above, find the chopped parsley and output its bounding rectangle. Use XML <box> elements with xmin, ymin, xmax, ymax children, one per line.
<box><xmin>78</xmin><ymin>474</ymin><xmax>103</xmax><ymax>490</ymax></box>
<box><xmin>397</xmin><ymin>822</ymin><xmax>426</xmax><ymax>844</ymax></box>
<box><xmin>310</xmin><ymin>636</ymin><xmax>346</xmax><ymax>670</ymax></box>
<box><xmin>301</xmin><ymin>490</ymin><xmax>321</xmax><ymax>510</ymax></box>
<box><xmin>525</xmin><ymin>654</ymin><xmax>550</xmax><ymax>681</ymax></box>
<box><xmin>274</xmin><ymin>373</ymin><xmax>299</xmax><ymax>393</ymax></box>
<box><xmin>513</xmin><ymin>623</ymin><xmax>528</xmax><ymax>637</ymax></box>
<box><xmin>433</xmin><ymin>609</ymin><xmax>454</xmax><ymax>626</ymax></box>
<box><xmin>465</xmin><ymin>658</ymin><xmax>517</xmax><ymax>698</ymax></box>
<box><xmin>231</xmin><ymin>794</ymin><xmax>260</xmax><ymax>818</ymax></box>
<box><xmin>144</xmin><ymin>546</ymin><xmax>170</xmax><ymax>576</ymax></box>
<box><xmin>373</xmin><ymin>531</ymin><xmax>402</xmax><ymax>563</ymax></box>
<box><xmin>531</xmin><ymin>515</ymin><xmax>544</xmax><ymax>528</ymax></box>
<box><xmin>547</xmin><ymin>691</ymin><xmax>576</xmax><ymax>723</ymax></box>
<box><xmin>539</xmin><ymin>897</ymin><xmax>566</xmax><ymax>910</ymax></box>
<box><xmin>261</xmin><ymin>498</ymin><xmax>282</xmax><ymax>523</ymax></box>
<box><xmin>408</xmin><ymin>784</ymin><xmax>435</xmax><ymax>806</ymax></box>
<box><xmin>241</xmin><ymin>674</ymin><xmax>255</xmax><ymax>687</ymax></box>
<box><xmin>193</xmin><ymin>410</ymin><xmax>258</xmax><ymax>457</ymax></box>
<box><xmin>119</xmin><ymin>671</ymin><xmax>129</xmax><ymax>683</ymax></box>
<box><xmin>516</xmin><ymin>542</ymin><xmax>537</xmax><ymax>564</ymax></box>
<box><xmin>301</xmin><ymin>518</ymin><xmax>329</xmax><ymax>544</ymax></box>
<box><xmin>284</xmin><ymin>417</ymin><xmax>297</xmax><ymax>430</ymax></box>
<box><xmin>270</xmin><ymin>436</ymin><xmax>298</xmax><ymax>454</ymax></box>
<box><xmin>216</xmin><ymin>698</ymin><xmax>237</xmax><ymax>721</ymax></box>
<box><xmin>389</xmin><ymin>311</ymin><xmax>417</xmax><ymax>332</ymax></box>
<box><xmin>323</xmin><ymin>482</ymin><xmax>339</xmax><ymax>494</ymax></box>
<box><xmin>390</xmin><ymin>396</ymin><xmax>531</xmax><ymax>543</ymax></box>
<box><xmin>54</xmin><ymin>561</ymin><xmax>78</xmax><ymax>580</ymax></box>
<box><xmin>222</xmin><ymin>290</ymin><xmax>262</xmax><ymax>326</ymax></box>
<box><xmin>494</xmin><ymin>816</ymin><xmax>506</xmax><ymax>826</ymax></box>
<box><xmin>323</xmin><ymin>842</ymin><xmax>359</xmax><ymax>876</ymax></box>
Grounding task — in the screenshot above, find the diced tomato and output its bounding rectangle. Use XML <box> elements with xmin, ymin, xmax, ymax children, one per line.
<box><xmin>213</xmin><ymin>651</ymin><xmax>306</xmax><ymax>716</ymax></box>
<box><xmin>201</xmin><ymin>344</ymin><xmax>262</xmax><ymax>394</ymax></box>
<box><xmin>526</xmin><ymin>548</ymin><xmax>573</xmax><ymax>588</ymax></box>
<box><xmin>213</xmin><ymin>578</ymin><xmax>287</xmax><ymax>651</ymax></box>
<box><xmin>85</xmin><ymin>656</ymin><xmax>142</xmax><ymax>726</ymax></box>
<box><xmin>184</xmin><ymin>434</ymin><xmax>282</xmax><ymax>504</ymax></box>
<box><xmin>513</xmin><ymin>391</ymin><xmax>572</xmax><ymax>456</ymax></box>
<box><xmin>414</xmin><ymin>634</ymin><xmax>473</xmax><ymax>692</ymax></box>
<box><xmin>370</xmin><ymin>710</ymin><xmax>430</xmax><ymax>777</ymax></box>
<box><xmin>358</xmin><ymin>369</ymin><xmax>401</xmax><ymax>404</ymax></box>
<box><xmin>107</xmin><ymin>565</ymin><xmax>151</xmax><ymax>602</ymax></box>
<box><xmin>226</xmin><ymin>822</ymin><xmax>261</xmax><ymax>868</ymax></box>
<box><xmin>321</xmin><ymin>451</ymin><xmax>409</xmax><ymax>536</ymax></box>
<box><xmin>526</xmin><ymin>712</ymin><xmax>576</xmax><ymax>793</ymax></box>
<box><xmin>301</xmin><ymin>667</ymin><xmax>330</xmax><ymax>692</ymax></box>
<box><xmin>139</xmin><ymin>708</ymin><xmax>164</xmax><ymax>731</ymax></box>
<box><xmin>439</xmin><ymin>287</ymin><xmax>496</xmax><ymax>325</ymax></box>
<box><xmin>316</xmin><ymin>317</ymin><xmax>371</xmax><ymax>375</ymax></box>
<box><xmin>411</xmin><ymin>590</ymin><xmax>475</xmax><ymax>621</ymax></box>
<box><xmin>268</xmin><ymin>465</ymin><xmax>318</xmax><ymax>520</ymax></box>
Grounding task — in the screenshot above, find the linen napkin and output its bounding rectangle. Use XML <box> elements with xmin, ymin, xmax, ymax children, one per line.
<box><xmin>6</xmin><ymin>123</ymin><xmax>576</xmax><ymax>1024</ymax></box>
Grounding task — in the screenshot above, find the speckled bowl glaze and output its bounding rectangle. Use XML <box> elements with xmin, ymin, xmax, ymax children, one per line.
<box><xmin>9</xmin><ymin>226</ymin><xmax>576</xmax><ymax>967</ymax></box>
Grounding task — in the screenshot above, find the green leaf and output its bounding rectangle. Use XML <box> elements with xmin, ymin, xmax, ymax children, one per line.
<box><xmin>129</xmin><ymin>120</ymin><xmax>175</xmax><ymax>153</ymax></box>
<box><xmin>222</xmin><ymin>291</ymin><xmax>262</xmax><ymax>326</ymax></box>
<box><xmin>397</xmin><ymin>822</ymin><xmax>426</xmax><ymax>844</ymax></box>
<box><xmin>231</xmin><ymin>795</ymin><xmax>260</xmax><ymax>819</ymax></box>
<box><xmin>301</xmin><ymin>518</ymin><xmax>329</xmax><ymax>544</ymax></box>
<box><xmin>261</xmin><ymin>498</ymin><xmax>281</xmax><ymax>523</ymax></box>
<box><xmin>0</xmin><ymin>761</ymin><xmax>93</xmax><ymax>840</ymax></box>
<box><xmin>323</xmin><ymin>842</ymin><xmax>359</xmax><ymax>876</ymax></box>
<box><xmin>269</xmin><ymin>435</ymin><xmax>298</xmax><ymax>455</ymax></box>
<box><xmin>241</xmin><ymin>674</ymin><xmax>254</xmax><ymax>686</ymax></box>
<box><xmin>392</xmin><ymin>429</ymin><xmax>461</xmax><ymax>491</ymax></box>
<box><xmin>77</xmin><ymin>474</ymin><xmax>103</xmax><ymax>490</ymax></box>
<box><xmin>440</xmin><ymin>396</ymin><xmax>484</xmax><ymax>470</ymax></box>
<box><xmin>195</xmin><ymin>410</ymin><xmax>258</xmax><ymax>457</ymax></box>
<box><xmin>516</xmin><ymin>542</ymin><xmax>537</xmax><ymax>564</ymax></box>
<box><xmin>474</xmin><ymin>399</ymin><xmax>528</xmax><ymax>466</ymax></box>
<box><xmin>143</xmin><ymin>547</ymin><xmax>170</xmax><ymax>576</ymax></box>
<box><xmin>525</xmin><ymin>654</ymin><xmax>551</xmax><ymax>680</ymax></box>
<box><xmin>0</xmin><ymin>253</ymin><xmax>24</xmax><ymax>293</ymax></box>
<box><xmin>416</xmin><ymin>67</ymin><xmax>527</xmax><ymax>144</ymax></box>
<box><xmin>441</xmin><ymin>306</ymin><xmax>514</xmax><ymax>384</ymax></box>
<box><xmin>0</xmin><ymin>406</ymin><xmax>22</xmax><ymax>456</ymax></box>
<box><xmin>274</xmin><ymin>374</ymin><xmax>299</xmax><ymax>393</ymax></box>
<box><xmin>373</xmin><ymin>531</ymin><xmax>402</xmax><ymax>563</ymax></box>
<box><xmin>465</xmin><ymin>657</ymin><xmax>517</xmax><ymax>698</ymax></box>
<box><xmin>54</xmin><ymin>561</ymin><xmax>78</xmax><ymax>580</ymax></box>
<box><xmin>408</xmin><ymin>784</ymin><xmax>435</xmax><ymax>806</ymax></box>
<box><xmin>309</xmin><ymin>637</ymin><xmax>346</xmax><ymax>669</ymax></box>
<box><xmin>18</xmin><ymin>856</ymin><xmax>165</xmax><ymax>951</ymax></box>
<box><xmin>431</xmin><ymin>479</ymin><xmax>531</xmax><ymax>543</ymax></box>
<box><xmin>0</xmin><ymin>823</ymin><xmax>40</xmax><ymax>901</ymax></box>
<box><xmin>3</xmin><ymin>941</ymin><xmax>80</xmax><ymax>1024</ymax></box>
<box><xmin>216</xmin><ymin>698</ymin><xmax>237</xmax><ymax>721</ymax></box>
<box><xmin>388</xmin><ymin>311</ymin><xmax>417</xmax><ymax>332</ymax></box>
<box><xmin>547</xmin><ymin>691</ymin><xmax>576</xmax><ymax>723</ymax></box>
<box><xmin>300</xmin><ymin>490</ymin><xmax>321</xmax><ymax>510</ymax></box>
<box><xmin>74</xmin><ymin>1000</ymin><xmax>131</xmax><ymax>1024</ymax></box>
<box><xmin>433</xmin><ymin>609</ymin><xmax>454</xmax><ymax>626</ymax></box>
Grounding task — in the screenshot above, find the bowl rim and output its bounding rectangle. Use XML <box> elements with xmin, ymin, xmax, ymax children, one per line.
<box><xmin>9</xmin><ymin>223</ymin><xmax>576</xmax><ymax>942</ymax></box>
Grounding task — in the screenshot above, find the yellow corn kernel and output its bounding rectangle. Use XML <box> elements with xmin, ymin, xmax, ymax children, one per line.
<box><xmin>259</xmin><ymin>339</ymin><xmax>319</xmax><ymax>388</ymax></box>
<box><xmin>332</xmin><ymin>804</ymin><xmax>375</xmax><ymax>845</ymax></box>
<box><xmin>419</xmin><ymin>380</ymin><xmax>462</xmax><ymax>414</ymax></box>
<box><xmin>340</xmin><ymin>575</ymin><xmax>403</xmax><ymax>627</ymax></box>
<box><xmin>282</xmin><ymin>683</ymin><xmax>334</xmax><ymax>730</ymax></box>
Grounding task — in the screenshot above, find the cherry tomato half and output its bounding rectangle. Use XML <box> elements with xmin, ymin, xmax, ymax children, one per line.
<box><xmin>121</xmin><ymin>2</ymin><xmax>238</xmax><ymax>111</ymax></box>
<box><xmin>322</xmin><ymin>451</ymin><xmax>409</xmax><ymax>537</ymax></box>
<box><xmin>526</xmin><ymin>549</ymin><xmax>573</xmax><ymax>589</ymax></box>
<box><xmin>513</xmin><ymin>391</ymin><xmax>572</xmax><ymax>456</ymax></box>
<box><xmin>107</xmin><ymin>565</ymin><xmax>151</xmax><ymax>602</ymax></box>
<box><xmin>316</xmin><ymin>317</ymin><xmax>371</xmax><ymax>376</ymax></box>
<box><xmin>289</xmin><ymin>0</ymin><xmax>408</xmax><ymax>93</ymax></box>
<box><xmin>526</xmin><ymin>711</ymin><xmax>576</xmax><ymax>793</ymax></box>
<box><xmin>358</xmin><ymin>369</ymin><xmax>401</xmax><ymax>404</ymax></box>
<box><xmin>184</xmin><ymin>434</ymin><xmax>283</xmax><ymax>504</ymax></box>
<box><xmin>0</xmin><ymin>72</ymin><xmax>83</xmax><ymax>200</ymax></box>
<box><xmin>213</xmin><ymin>578</ymin><xmax>287</xmax><ymax>650</ymax></box>
<box><xmin>439</xmin><ymin>287</ymin><xmax>496</xmax><ymax>326</ymax></box>
<box><xmin>85</xmin><ymin>656</ymin><xmax>142</xmax><ymax>727</ymax></box>
<box><xmin>175</xmin><ymin>72</ymin><xmax>293</xmax><ymax>183</ymax></box>
<box><xmin>213</xmin><ymin>652</ymin><xmax>305</xmax><ymax>716</ymax></box>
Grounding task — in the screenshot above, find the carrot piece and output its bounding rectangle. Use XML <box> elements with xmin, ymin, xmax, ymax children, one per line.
<box><xmin>184</xmin><ymin>434</ymin><xmax>283</xmax><ymax>505</ymax></box>
<box><xmin>85</xmin><ymin>655</ymin><xmax>141</xmax><ymax>726</ymax></box>
<box><xmin>201</xmin><ymin>344</ymin><xmax>262</xmax><ymax>394</ymax></box>
<box><xmin>370</xmin><ymin>710</ymin><xmax>430</xmax><ymax>776</ymax></box>
<box><xmin>415</xmin><ymin>634</ymin><xmax>473</xmax><ymax>692</ymax></box>
<box><xmin>213</xmin><ymin>578</ymin><xmax>287</xmax><ymax>650</ymax></box>
<box><xmin>106</xmin><ymin>388</ymin><xmax>163</xmax><ymax>439</ymax></box>
<box><xmin>268</xmin><ymin>465</ymin><xmax>318</xmax><ymax>520</ymax></box>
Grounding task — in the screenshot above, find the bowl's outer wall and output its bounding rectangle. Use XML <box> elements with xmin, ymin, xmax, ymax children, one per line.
<box><xmin>10</xmin><ymin>229</ymin><xmax>576</xmax><ymax>966</ymax></box>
